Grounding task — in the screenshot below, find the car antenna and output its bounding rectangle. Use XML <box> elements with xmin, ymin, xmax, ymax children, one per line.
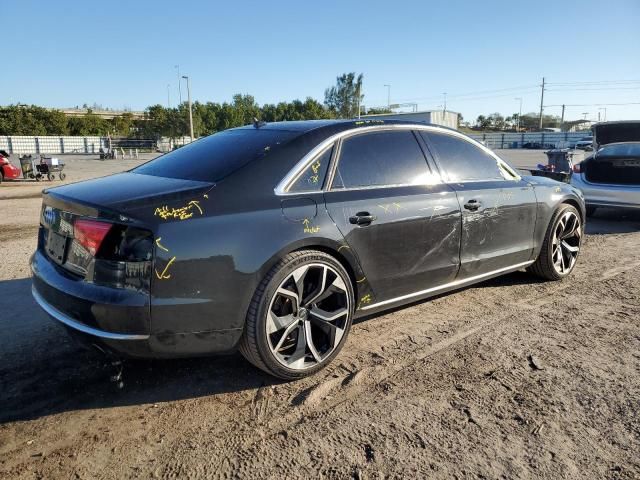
<box><xmin>253</xmin><ymin>117</ymin><xmax>267</xmax><ymax>129</ymax></box>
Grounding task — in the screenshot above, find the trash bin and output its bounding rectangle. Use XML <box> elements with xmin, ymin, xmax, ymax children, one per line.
<box><xmin>545</xmin><ymin>149</ymin><xmax>583</xmax><ymax>173</ymax></box>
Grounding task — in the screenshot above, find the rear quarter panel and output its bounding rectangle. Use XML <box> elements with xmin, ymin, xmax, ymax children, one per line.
<box><xmin>525</xmin><ymin>176</ymin><xmax>585</xmax><ymax>259</ymax></box>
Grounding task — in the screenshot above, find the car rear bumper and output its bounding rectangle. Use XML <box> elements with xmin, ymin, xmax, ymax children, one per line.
<box><xmin>570</xmin><ymin>174</ymin><xmax>640</xmax><ymax>209</ymax></box>
<box><xmin>31</xmin><ymin>250</ymin><xmax>243</xmax><ymax>358</ymax></box>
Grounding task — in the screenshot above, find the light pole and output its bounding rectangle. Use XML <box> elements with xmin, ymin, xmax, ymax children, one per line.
<box><xmin>167</xmin><ymin>84</ymin><xmax>171</xmax><ymax>108</ymax></box>
<box><xmin>182</xmin><ymin>75</ymin><xmax>194</xmax><ymax>141</ymax></box>
<box><xmin>384</xmin><ymin>84</ymin><xmax>391</xmax><ymax>110</ymax></box>
<box><xmin>515</xmin><ymin>97</ymin><xmax>522</xmax><ymax>131</ymax></box>
<box><xmin>442</xmin><ymin>92</ymin><xmax>447</xmax><ymax>113</ymax></box>
<box><xmin>598</xmin><ymin>107</ymin><xmax>607</xmax><ymax>122</ymax></box>
<box><xmin>175</xmin><ymin>65</ymin><xmax>182</xmax><ymax>105</ymax></box>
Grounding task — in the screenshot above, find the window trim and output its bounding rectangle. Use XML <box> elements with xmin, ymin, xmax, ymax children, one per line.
<box><xmin>285</xmin><ymin>144</ymin><xmax>334</xmax><ymax>194</ymax></box>
<box><xmin>274</xmin><ymin>124</ymin><xmax>520</xmax><ymax>195</ymax></box>
<box><xmin>328</xmin><ymin>129</ymin><xmax>437</xmax><ymax>191</ymax></box>
<box><xmin>419</xmin><ymin>130</ymin><xmax>517</xmax><ymax>184</ymax></box>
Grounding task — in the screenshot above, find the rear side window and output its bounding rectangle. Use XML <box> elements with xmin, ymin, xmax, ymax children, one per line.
<box><xmin>133</xmin><ymin>128</ymin><xmax>298</xmax><ymax>182</ymax></box>
<box><xmin>288</xmin><ymin>147</ymin><xmax>332</xmax><ymax>192</ymax></box>
<box><xmin>420</xmin><ymin>131</ymin><xmax>503</xmax><ymax>182</ymax></box>
<box><xmin>332</xmin><ymin>131</ymin><xmax>430</xmax><ymax>189</ymax></box>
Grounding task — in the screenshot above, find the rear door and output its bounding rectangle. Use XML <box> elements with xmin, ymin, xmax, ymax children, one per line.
<box><xmin>419</xmin><ymin>130</ymin><xmax>537</xmax><ymax>278</ymax></box>
<box><xmin>323</xmin><ymin>129</ymin><xmax>461</xmax><ymax>302</ymax></box>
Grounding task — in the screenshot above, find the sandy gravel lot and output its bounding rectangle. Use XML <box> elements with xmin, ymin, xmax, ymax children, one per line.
<box><xmin>0</xmin><ymin>151</ymin><xmax>638</xmax><ymax>479</ymax></box>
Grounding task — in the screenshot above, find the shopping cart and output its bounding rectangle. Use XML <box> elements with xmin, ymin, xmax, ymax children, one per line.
<box><xmin>19</xmin><ymin>155</ymin><xmax>66</xmax><ymax>181</ymax></box>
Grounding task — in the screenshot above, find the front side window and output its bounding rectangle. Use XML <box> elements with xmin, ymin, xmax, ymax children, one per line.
<box><xmin>288</xmin><ymin>146</ymin><xmax>332</xmax><ymax>192</ymax></box>
<box><xmin>332</xmin><ymin>130</ymin><xmax>432</xmax><ymax>189</ymax></box>
<box><xmin>420</xmin><ymin>131</ymin><xmax>503</xmax><ymax>182</ymax></box>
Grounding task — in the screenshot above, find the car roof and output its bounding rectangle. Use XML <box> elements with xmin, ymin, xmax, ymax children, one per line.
<box><xmin>234</xmin><ymin>118</ymin><xmax>458</xmax><ymax>136</ymax></box>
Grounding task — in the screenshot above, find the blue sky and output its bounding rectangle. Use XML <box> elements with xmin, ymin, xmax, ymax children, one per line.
<box><xmin>2</xmin><ymin>0</ymin><xmax>639</xmax><ymax>122</ymax></box>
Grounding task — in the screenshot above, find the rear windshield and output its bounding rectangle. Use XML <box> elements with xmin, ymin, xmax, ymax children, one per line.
<box><xmin>133</xmin><ymin>128</ymin><xmax>298</xmax><ymax>182</ymax></box>
<box><xmin>597</xmin><ymin>143</ymin><xmax>640</xmax><ymax>158</ymax></box>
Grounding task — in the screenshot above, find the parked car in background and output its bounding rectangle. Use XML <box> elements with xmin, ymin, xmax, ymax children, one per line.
<box><xmin>31</xmin><ymin>120</ymin><xmax>585</xmax><ymax>379</ymax></box>
<box><xmin>0</xmin><ymin>150</ymin><xmax>21</xmax><ymax>184</ymax></box>
<box><xmin>571</xmin><ymin>122</ymin><xmax>640</xmax><ymax>216</ymax></box>
<box><xmin>574</xmin><ymin>136</ymin><xmax>594</xmax><ymax>151</ymax></box>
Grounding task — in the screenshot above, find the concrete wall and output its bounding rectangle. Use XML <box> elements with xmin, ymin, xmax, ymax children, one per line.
<box><xmin>0</xmin><ymin>136</ymin><xmax>195</xmax><ymax>154</ymax></box>
<box><xmin>467</xmin><ymin>131</ymin><xmax>589</xmax><ymax>149</ymax></box>
<box><xmin>0</xmin><ymin>131</ymin><xmax>591</xmax><ymax>155</ymax></box>
<box><xmin>0</xmin><ymin>136</ymin><xmax>107</xmax><ymax>154</ymax></box>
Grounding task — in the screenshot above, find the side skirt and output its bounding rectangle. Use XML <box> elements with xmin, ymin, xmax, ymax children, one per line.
<box><xmin>359</xmin><ymin>261</ymin><xmax>534</xmax><ymax>313</ymax></box>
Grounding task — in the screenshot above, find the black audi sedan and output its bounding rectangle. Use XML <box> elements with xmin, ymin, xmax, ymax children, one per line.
<box><xmin>31</xmin><ymin>120</ymin><xmax>585</xmax><ymax>379</ymax></box>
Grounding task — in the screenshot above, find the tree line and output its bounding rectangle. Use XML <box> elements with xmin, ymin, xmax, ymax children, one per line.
<box><xmin>0</xmin><ymin>73</ymin><xmax>373</xmax><ymax>138</ymax></box>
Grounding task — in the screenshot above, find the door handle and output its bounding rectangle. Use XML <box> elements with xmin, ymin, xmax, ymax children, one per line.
<box><xmin>349</xmin><ymin>212</ymin><xmax>376</xmax><ymax>226</ymax></box>
<box><xmin>463</xmin><ymin>199</ymin><xmax>481</xmax><ymax>211</ymax></box>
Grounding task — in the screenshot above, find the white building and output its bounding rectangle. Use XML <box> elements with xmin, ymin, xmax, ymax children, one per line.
<box><xmin>361</xmin><ymin>110</ymin><xmax>460</xmax><ymax>129</ymax></box>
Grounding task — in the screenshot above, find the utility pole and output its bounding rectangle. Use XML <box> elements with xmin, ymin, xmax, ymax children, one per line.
<box><xmin>175</xmin><ymin>65</ymin><xmax>182</xmax><ymax>105</ymax></box>
<box><xmin>167</xmin><ymin>84</ymin><xmax>171</xmax><ymax>108</ymax></box>
<box><xmin>384</xmin><ymin>84</ymin><xmax>391</xmax><ymax>110</ymax></box>
<box><xmin>515</xmin><ymin>97</ymin><xmax>522</xmax><ymax>131</ymax></box>
<box><xmin>538</xmin><ymin>77</ymin><xmax>545</xmax><ymax>131</ymax></box>
<box><xmin>356</xmin><ymin>80</ymin><xmax>361</xmax><ymax>119</ymax></box>
<box><xmin>442</xmin><ymin>92</ymin><xmax>447</xmax><ymax>113</ymax></box>
<box><xmin>182</xmin><ymin>75</ymin><xmax>194</xmax><ymax>140</ymax></box>
<box><xmin>560</xmin><ymin>104</ymin><xmax>565</xmax><ymax>131</ymax></box>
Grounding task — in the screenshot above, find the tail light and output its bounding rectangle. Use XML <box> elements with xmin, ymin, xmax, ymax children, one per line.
<box><xmin>572</xmin><ymin>163</ymin><xmax>582</xmax><ymax>174</ymax></box>
<box><xmin>74</xmin><ymin>219</ymin><xmax>112</xmax><ymax>256</ymax></box>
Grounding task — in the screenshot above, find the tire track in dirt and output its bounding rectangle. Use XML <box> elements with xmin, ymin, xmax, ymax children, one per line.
<box><xmin>0</xmin><ymin>224</ymin><xmax>39</xmax><ymax>243</ymax></box>
<box><xmin>3</xmin><ymin>233</ymin><xmax>638</xmax><ymax>479</ymax></box>
<box><xmin>177</xmin><ymin>234</ymin><xmax>640</xmax><ymax>475</ymax></box>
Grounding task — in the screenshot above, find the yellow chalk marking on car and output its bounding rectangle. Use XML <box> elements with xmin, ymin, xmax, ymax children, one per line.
<box><xmin>302</xmin><ymin>218</ymin><xmax>320</xmax><ymax>234</ymax></box>
<box><xmin>154</xmin><ymin>200</ymin><xmax>204</xmax><ymax>221</ymax></box>
<box><xmin>155</xmin><ymin>256</ymin><xmax>176</xmax><ymax>280</ymax></box>
<box><xmin>356</xmin><ymin>277</ymin><xmax>367</xmax><ymax>283</ymax></box>
<box><xmin>155</xmin><ymin>237</ymin><xmax>169</xmax><ymax>252</ymax></box>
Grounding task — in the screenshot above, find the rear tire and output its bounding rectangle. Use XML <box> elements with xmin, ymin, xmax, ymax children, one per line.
<box><xmin>239</xmin><ymin>250</ymin><xmax>354</xmax><ymax>380</ymax></box>
<box><xmin>585</xmin><ymin>205</ymin><xmax>597</xmax><ymax>217</ymax></box>
<box><xmin>529</xmin><ymin>204</ymin><xmax>582</xmax><ymax>281</ymax></box>
<box><xmin>47</xmin><ymin>173</ymin><xmax>54</xmax><ymax>181</ymax></box>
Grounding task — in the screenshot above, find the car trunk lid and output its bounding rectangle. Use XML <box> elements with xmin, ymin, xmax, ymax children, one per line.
<box><xmin>584</xmin><ymin>154</ymin><xmax>640</xmax><ymax>185</ymax></box>
<box><xmin>39</xmin><ymin>172</ymin><xmax>213</xmax><ymax>290</ymax></box>
<box><xmin>593</xmin><ymin>121</ymin><xmax>640</xmax><ymax>148</ymax></box>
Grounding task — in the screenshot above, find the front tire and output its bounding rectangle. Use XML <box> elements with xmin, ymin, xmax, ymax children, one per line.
<box><xmin>239</xmin><ymin>250</ymin><xmax>354</xmax><ymax>380</ymax></box>
<box><xmin>529</xmin><ymin>204</ymin><xmax>582</xmax><ymax>281</ymax></box>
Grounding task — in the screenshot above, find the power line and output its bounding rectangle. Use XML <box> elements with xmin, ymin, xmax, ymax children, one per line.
<box><xmin>546</xmin><ymin>86</ymin><xmax>640</xmax><ymax>91</ymax></box>
<box><xmin>546</xmin><ymin>79</ymin><xmax>640</xmax><ymax>86</ymax></box>
<box><xmin>369</xmin><ymin>85</ymin><xmax>538</xmax><ymax>105</ymax></box>
<box><xmin>544</xmin><ymin>102</ymin><xmax>640</xmax><ymax>107</ymax></box>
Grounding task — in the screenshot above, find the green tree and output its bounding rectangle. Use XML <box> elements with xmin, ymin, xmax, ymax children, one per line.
<box><xmin>324</xmin><ymin>72</ymin><xmax>364</xmax><ymax>118</ymax></box>
<box><xmin>111</xmin><ymin>113</ymin><xmax>134</xmax><ymax>136</ymax></box>
<box><xmin>67</xmin><ymin>110</ymin><xmax>110</xmax><ymax>135</ymax></box>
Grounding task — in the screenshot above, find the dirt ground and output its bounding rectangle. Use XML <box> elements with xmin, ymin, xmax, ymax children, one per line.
<box><xmin>0</xmin><ymin>152</ymin><xmax>639</xmax><ymax>479</ymax></box>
